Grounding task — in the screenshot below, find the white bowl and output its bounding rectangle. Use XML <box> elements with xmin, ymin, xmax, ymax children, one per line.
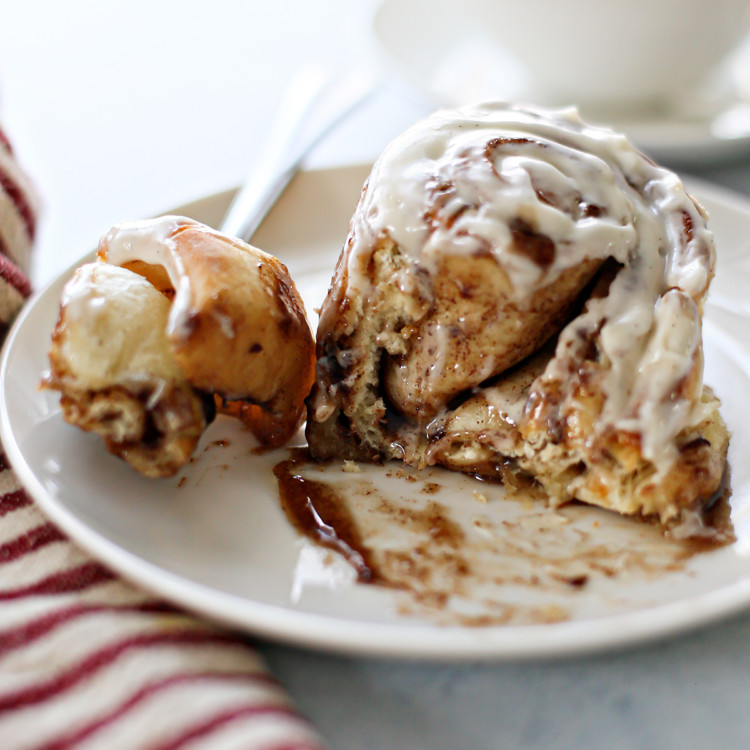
<box><xmin>468</xmin><ymin>0</ymin><xmax>750</xmax><ymax>111</ymax></box>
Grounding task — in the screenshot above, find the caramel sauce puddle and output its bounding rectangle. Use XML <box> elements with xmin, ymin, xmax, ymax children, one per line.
<box><xmin>273</xmin><ymin>448</ymin><xmax>735</xmax><ymax>625</ymax></box>
<box><xmin>273</xmin><ymin>448</ymin><xmax>380</xmax><ymax>583</ymax></box>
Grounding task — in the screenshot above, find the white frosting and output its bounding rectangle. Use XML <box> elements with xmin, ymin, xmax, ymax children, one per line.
<box><xmin>100</xmin><ymin>215</ymin><xmax>196</xmax><ymax>339</ymax></box>
<box><xmin>345</xmin><ymin>103</ymin><xmax>715</xmax><ymax>471</ymax></box>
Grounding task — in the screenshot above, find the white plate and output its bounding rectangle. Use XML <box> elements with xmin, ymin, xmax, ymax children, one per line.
<box><xmin>372</xmin><ymin>0</ymin><xmax>750</xmax><ymax>166</ymax></box>
<box><xmin>3</xmin><ymin>164</ymin><xmax>750</xmax><ymax>661</ymax></box>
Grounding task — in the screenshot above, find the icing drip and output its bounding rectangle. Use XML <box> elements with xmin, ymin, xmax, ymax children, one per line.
<box><xmin>100</xmin><ymin>215</ymin><xmax>197</xmax><ymax>339</ymax></box>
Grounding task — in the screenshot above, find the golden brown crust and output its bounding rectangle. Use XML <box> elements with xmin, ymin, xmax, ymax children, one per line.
<box><xmin>155</xmin><ymin>224</ymin><xmax>315</xmax><ymax>447</ymax></box>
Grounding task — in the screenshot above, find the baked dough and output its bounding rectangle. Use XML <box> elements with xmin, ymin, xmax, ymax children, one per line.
<box><xmin>45</xmin><ymin>262</ymin><xmax>211</xmax><ymax>477</ymax></box>
<box><xmin>45</xmin><ymin>216</ymin><xmax>315</xmax><ymax>476</ymax></box>
<box><xmin>306</xmin><ymin>103</ymin><xmax>728</xmax><ymax>528</ymax></box>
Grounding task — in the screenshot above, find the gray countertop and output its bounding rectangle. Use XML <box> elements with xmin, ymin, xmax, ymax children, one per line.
<box><xmin>261</xmin><ymin>609</ymin><xmax>750</xmax><ymax>749</ymax></box>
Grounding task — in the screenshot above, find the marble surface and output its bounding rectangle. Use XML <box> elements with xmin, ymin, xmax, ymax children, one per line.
<box><xmin>3</xmin><ymin>3</ymin><xmax>750</xmax><ymax>748</ymax></box>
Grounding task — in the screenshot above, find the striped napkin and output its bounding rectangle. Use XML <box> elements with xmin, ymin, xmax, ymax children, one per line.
<box><xmin>0</xmin><ymin>125</ymin><xmax>327</xmax><ymax>750</ymax></box>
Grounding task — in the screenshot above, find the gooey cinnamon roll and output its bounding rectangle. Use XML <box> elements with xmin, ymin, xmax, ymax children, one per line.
<box><xmin>306</xmin><ymin>103</ymin><xmax>729</xmax><ymax>527</ymax></box>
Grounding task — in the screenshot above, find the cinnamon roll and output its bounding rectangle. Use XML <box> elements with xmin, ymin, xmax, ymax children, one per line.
<box><xmin>44</xmin><ymin>216</ymin><xmax>315</xmax><ymax>477</ymax></box>
<box><xmin>306</xmin><ymin>103</ymin><xmax>728</xmax><ymax>527</ymax></box>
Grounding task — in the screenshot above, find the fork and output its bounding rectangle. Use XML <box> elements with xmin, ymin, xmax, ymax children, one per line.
<box><xmin>219</xmin><ymin>66</ymin><xmax>379</xmax><ymax>242</ymax></box>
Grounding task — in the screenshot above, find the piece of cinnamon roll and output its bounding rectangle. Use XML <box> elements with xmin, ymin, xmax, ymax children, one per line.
<box><xmin>306</xmin><ymin>103</ymin><xmax>729</xmax><ymax>527</ymax></box>
<box><xmin>44</xmin><ymin>217</ymin><xmax>315</xmax><ymax>477</ymax></box>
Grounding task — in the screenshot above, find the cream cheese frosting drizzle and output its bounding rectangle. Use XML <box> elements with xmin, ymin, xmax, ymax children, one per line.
<box><xmin>342</xmin><ymin>103</ymin><xmax>715</xmax><ymax>472</ymax></box>
<box><xmin>99</xmin><ymin>215</ymin><xmax>196</xmax><ymax>339</ymax></box>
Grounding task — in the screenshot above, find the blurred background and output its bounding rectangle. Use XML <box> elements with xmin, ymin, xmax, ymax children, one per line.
<box><xmin>0</xmin><ymin>0</ymin><xmax>422</xmax><ymax>284</ymax></box>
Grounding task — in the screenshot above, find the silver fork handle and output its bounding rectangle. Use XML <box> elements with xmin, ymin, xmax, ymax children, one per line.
<box><xmin>220</xmin><ymin>67</ymin><xmax>379</xmax><ymax>242</ymax></box>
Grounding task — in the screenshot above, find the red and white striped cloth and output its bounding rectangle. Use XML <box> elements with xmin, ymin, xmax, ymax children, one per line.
<box><xmin>0</xmin><ymin>125</ymin><xmax>328</xmax><ymax>750</ymax></box>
